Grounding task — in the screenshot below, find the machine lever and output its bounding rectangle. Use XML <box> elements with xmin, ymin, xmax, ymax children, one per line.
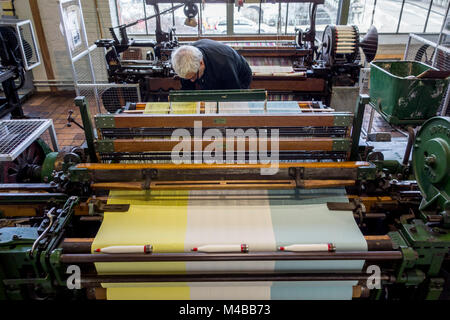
<box><xmin>30</xmin><ymin>208</ymin><xmax>55</xmax><ymax>257</ymax></box>
<box><xmin>67</xmin><ymin>110</ymin><xmax>84</xmax><ymax>130</ymax></box>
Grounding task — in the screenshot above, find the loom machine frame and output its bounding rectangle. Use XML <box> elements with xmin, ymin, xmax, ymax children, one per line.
<box><xmin>0</xmin><ymin>88</ymin><xmax>449</xmax><ymax>300</ymax></box>
<box><xmin>95</xmin><ymin>0</ymin><xmax>377</xmax><ymax>105</ymax></box>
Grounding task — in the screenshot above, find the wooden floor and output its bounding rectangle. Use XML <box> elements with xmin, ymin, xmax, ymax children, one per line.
<box><xmin>21</xmin><ymin>91</ymin><xmax>85</xmax><ymax>148</ymax></box>
<box><xmin>20</xmin><ymin>91</ymin><xmax>402</xmax><ymax>150</ymax></box>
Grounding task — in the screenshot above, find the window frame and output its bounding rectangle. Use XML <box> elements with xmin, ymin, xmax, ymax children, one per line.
<box><xmin>113</xmin><ymin>0</ymin><xmax>449</xmax><ymax>36</ymax></box>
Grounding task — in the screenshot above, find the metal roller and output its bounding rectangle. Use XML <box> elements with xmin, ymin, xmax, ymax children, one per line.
<box><xmin>321</xmin><ymin>24</ymin><xmax>378</xmax><ymax>66</ymax></box>
<box><xmin>321</xmin><ymin>25</ymin><xmax>359</xmax><ymax>66</ymax></box>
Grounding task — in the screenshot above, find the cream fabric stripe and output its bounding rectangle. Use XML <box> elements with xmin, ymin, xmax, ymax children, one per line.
<box><xmin>204</xmin><ymin>102</ymin><xmax>216</xmax><ymax>113</ymax></box>
<box><xmin>185</xmin><ymin>189</ymin><xmax>276</xmax><ymax>271</ymax></box>
<box><xmin>189</xmin><ymin>282</ymin><xmax>272</xmax><ymax>300</ymax></box>
<box><xmin>218</xmin><ymin>101</ymin><xmax>250</xmax><ymax>114</ymax></box>
<box><xmin>185</xmin><ymin>190</ymin><xmax>275</xmax><ymax>299</ymax></box>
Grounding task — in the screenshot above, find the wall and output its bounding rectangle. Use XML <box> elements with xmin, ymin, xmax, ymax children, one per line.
<box><xmin>14</xmin><ymin>0</ymin><xmax>113</xmax><ymax>90</ymax></box>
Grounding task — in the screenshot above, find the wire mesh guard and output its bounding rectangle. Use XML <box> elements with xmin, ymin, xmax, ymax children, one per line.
<box><xmin>405</xmin><ymin>38</ymin><xmax>437</xmax><ymax>66</ymax></box>
<box><xmin>73</xmin><ymin>47</ymin><xmax>108</xmax><ymax>83</ymax></box>
<box><xmin>0</xmin><ymin>119</ymin><xmax>53</xmax><ymax>161</ymax></box>
<box><xmin>404</xmin><ymin>34</ymin><xmax>450</xmax><ymax>71</ymax></box>
<box><xmin>59</xmin><ymin>0</ymin><xmax>142</xmax><ymax>116</ymax></box>
<box><xmin>433</xmin><ymin>46</ymin><xmax>450</xmax><ymax>72</ymax></box>
<box><xmin>0</xmin><ymin>19</ymin><xmax>40</xmax><ymax>71</ymax></box>
<box><xmin>78</xmin><ymin>84</ymin><xmax>140</xmax><ymax>115</ymax></box>
<box><xmin>17</xmin><ymin>21</ymin><xmax>40</xmax><ymax>70</ymax></box>
<box><xmin>404</xmin><ymin>34</ymin><xmax>450</xmax><ymax>116</ymax></box>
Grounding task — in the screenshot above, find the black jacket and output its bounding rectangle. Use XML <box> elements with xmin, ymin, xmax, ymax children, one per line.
<box><xmin>180</xmin><ymin>39</ymin><xmax>252</xmax><ymax>90</ymax></box>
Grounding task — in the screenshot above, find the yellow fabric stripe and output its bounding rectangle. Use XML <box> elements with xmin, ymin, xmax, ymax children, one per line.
<box><xmin>92</xmin><ymin>190</ymin><xmax>190</xmax><ymax>299</ymax></box>
<box><xmin>144</xmin><ymin>102</ymin><xmax>198</xmax><ymax>114</ymax></box>
<box><xmin>107</xmin><ymin>286</ymin><xmax>190</xmax><ymax>300</ymax></box>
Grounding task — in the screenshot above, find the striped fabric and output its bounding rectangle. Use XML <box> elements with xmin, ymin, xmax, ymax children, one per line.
<box><xmin>94</xmin><ymin>100</ymin><xmax>364</xmax><ymax>299</ymax></box>
<box><xmin>144</xmin><ymin>101</ymin><xmax>303</xmax><ymax>114</ymax></box>
<box><xmin>92</xmin><ymin>189</ymin><xmax>366</xmax><ymax>300</ymax></box>
<box><xmin>246</xmin><ymin>57</ymin><xmax>293</xmax><ymax>67</ymax></box>
<box><xmin>226</xmin><ymin>42</ymin><xmax>292</xmax><ymax>48</ymax></box>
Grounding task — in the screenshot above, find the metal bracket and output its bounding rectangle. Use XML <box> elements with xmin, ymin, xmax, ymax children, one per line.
<box><xmin>353</xmin><ymin>198</ymin><xmax>366</xmax><ymax>226</ymax></box>
<box><xmin>88</xmin><ymin>198</ymin><xmax>130</xmax><ymax>215</ymax></box>
<box><xmin>289</xmin><ymin>167</ymin><xmax>305</xmax><ymax>188</ymax></box>
<box><xmin>426</xmin><ymin>278</ymin><xmax>445</xmax><ymax>300</ymax></box>
<box><xmin>95</xmin><ymin>140</ymin><xmax>115</xmax><ymax>153</ymax></box>
<box><xmin>141</xmin><ymin>169</ymin><xmax>157</xmax><ymax>190</ymax></box>
<box><xmin>327</xmin><ymin>200</ymin><xmax>366</xmax><ymax>225</ymax></box>
<box><xmin>333</xmin><ymin>114</ymin><xmax>353</xmax><ymax>127</ymax></box>
<box><xmin>332</xmin><ymin>139</ymin><xmax>351</xmax><ymax>152</ymax></box>
<box><xmin>94</xmin><ymin>114</ymin><xmax>115</xmax><ymax>129</ymax></box>
<box><xmin>357</xmin><ymin>162</ymin><xmax>377</xmax><ymax>180</ymax></box>
<box><xmin>396</xmin><ymin>247</ymin><xmax>419</xmax><ymax>284</ymax></box>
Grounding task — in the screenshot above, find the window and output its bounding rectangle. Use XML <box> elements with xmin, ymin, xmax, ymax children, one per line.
<box><xmin>348</xmin><ymin>0</ymin><xmax>448</xmax><ymax>33</ymax></box>
<box><xmin>285</xmin><ymin>1</ymin><xmax>337</xmax><ymax>32</ymax></box>
<box><xmin>200</xmin><ymin>3</ymin><xmax>227</xmax><ymax>34</ymax></box>
<box><xmin>112</xmin><ymin>0</ymin><xmax>449</xmax><ymax>36</ymax></box>
<box><xmin>115</xmin><ymin>0</ymin><xmax>146</xmax><ymax>34</ymax></box>
<box><xmin>144</xmin><ymin>3</ymin><xmax>175</xmax><ymax>34</ymax></box>
<box><xmin>233</xmin><ymin>3</ymin><xmax>281</xmax><ymax>34</ymax></box>
<box><xmin>113</xmin><ymin>0</ymin><xmax>225</xmax><ymax>35</ymax></box>
<box><xmin>230</xmin><ymin>1</ymin><xmax>337</xmax><ymax>34</ymax></box>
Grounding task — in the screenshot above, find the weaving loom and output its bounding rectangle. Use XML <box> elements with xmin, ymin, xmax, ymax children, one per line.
<box><xmin>88</xmin><ymin>98</ymin><xmax>364</xmax><ymax>299</ymax></box>
<box><xmin>2</xmin><ymin>90</ymin><xmax>449</xmax><ymax>300</ymax></box>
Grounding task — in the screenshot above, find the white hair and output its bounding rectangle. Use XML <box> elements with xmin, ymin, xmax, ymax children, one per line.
<box><xmin>171</xmin><ymin>45</ymin><xmax>203</xmax><ymax>78</ymax></box>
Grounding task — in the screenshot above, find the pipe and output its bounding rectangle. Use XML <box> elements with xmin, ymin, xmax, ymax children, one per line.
<box><xmin>79</xmin><ymin>273</ymin><xmax>394</xmax><ymax>287</ymax></box>
<box><xmin>30</xmin><ymin>208</ymin><xmax>55</xmax><ymax>256</ymax></box>
<box><xmin>0</xmin><ymin>183</ymin><xmax>55</xmax><ymax>190</ymax></box>
<box><xmin>402</xmin><ymin>127</ymin><xmax>415</xmax><ymax>165</ymax></box>
<box><xmin>61</xmin><ymin>236</ymin><xmax>395</xmax><ymax>254</ymax></box>
<box><xmin>60</xmin><ymin>251</ymin><xmax>403</xmax><ymax>264</ymax></box>
<box><xmin>33</xmin><ymin>84</ymin><xmax>75</xmax><ymax>87</ymax></box>
<box><xmin>0</xmin><ymin>193</ymin><xmax>68</xmax><ymax>203</ymax></box>
<box><xmin>33</xmin><ymin>79</ymin><xmax>74</xmax><ymax>83</ymax></box>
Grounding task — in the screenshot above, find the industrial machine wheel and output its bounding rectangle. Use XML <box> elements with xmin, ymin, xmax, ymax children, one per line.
<box><xmin>321</xmin><ymin>25</ymin><xmax>359</xmax><ymax>66</ymax></box>
<box><xmin>412</xmin><ymin>116</ymin><xmax>450</xmax><ymax>212</ymax></box>
<box><xmin>0</xmin><ymin>140</ymin><xmax>46</xmax><ymax>183</ymax></box>
<box><xmin>320</xmin><ymin>24</ymin><xmax>378</xmax><ymax>66</ymax></box>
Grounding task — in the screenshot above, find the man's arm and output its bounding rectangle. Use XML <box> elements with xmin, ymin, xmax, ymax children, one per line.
<box><xmin>237</xmin><ymin>56</ymin><xmax>253</xmax><ymax>89</ymax></box>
